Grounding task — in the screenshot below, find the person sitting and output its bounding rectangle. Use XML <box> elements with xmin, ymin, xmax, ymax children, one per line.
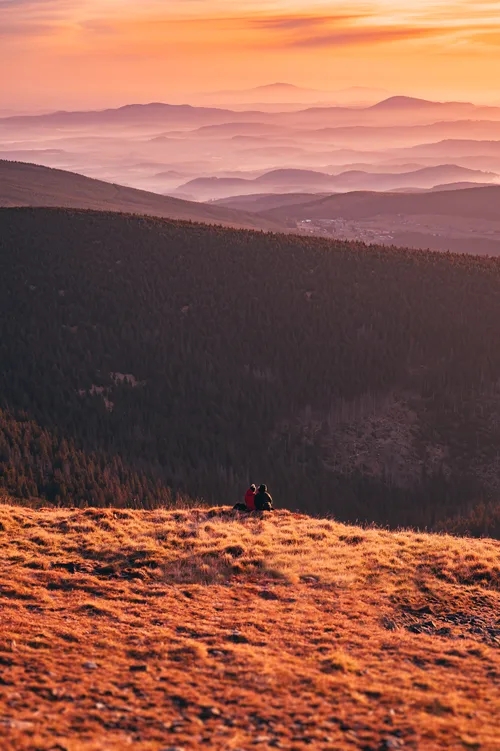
<box><xmin>245</xmin><ymin>484</ymin><xmax>256</xmax><ymax>511</ymax></box>
<box><xmin>254</xmin><ymin>484</ymin><xmax>273</xmax><ymax>511</ymax></box>
<box><xmin>233</xmin><ymin>484</ymin><xmax>256</xmax><ymax>512</ymax></box>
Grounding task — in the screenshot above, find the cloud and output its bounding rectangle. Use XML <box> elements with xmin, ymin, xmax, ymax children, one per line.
<box><xmin>0</xmin><ymin>0</ymin><xmax>79</xmax><ymax>10</ymax></box>
<box><xmin>466</xmin><ymin>29</ymin><xmax>500</xmax><ymax>47</ymax></box>
<box><xmin>0</xmin><ymin>21</ymin><xmax>49</xmax><ymax>36</ymax></box>
<box><xmin>0</xmin><ymin>0</ymin><xmax>84</xmax><ymax>37</ymax></box>
<box><xmin>250</xmin><ymin>13</ymin><xmax>369</xmax><ymax>32</ymax></box>
<box><xmin>2</xmin><ymin>0</ymin><xmax>500</xmax><ymax>54</ymax></box>
<box><xmin>78</xmin><ymin>18</ymin><xmax>115</xmax><ymax>34</ymax></box>
<box><xmin>0</xmin><ymin>0</ymin><xmax>51</xmax><ymax>5</ymax></box>
<box><xmin>285</xmin><ymin>25</ymin><xmax>450</xmax><ymax>48</ymax></box>
<box><xmin>232</xmin><ymin>3</ymin><xmax>500</xmax><ymax>51</ymax></box>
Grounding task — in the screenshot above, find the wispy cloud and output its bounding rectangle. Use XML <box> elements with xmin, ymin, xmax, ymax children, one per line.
<box><xmin>0</xmin><ymin>0</ymin><xmax>85</xmax><ymax>37</ymax></box>
<box><xmin>250</xmin><ymin>13</ymin><xmax>369</xmax><ymax>32</ymax></box>
<box><xmin>3</xmin><ymin>1</ymin><xmax>500</xmax><ymax>46</ymax></box>
<box><xmin>235</xmin><ymin>2</ymin><xmax>500</xmax><ymax>51</ymax></box>
<box><xmin>2</xmin><ymin>1</ymin><xmax>500</xmax><ymax>70</ymax></box>
<box><xmin>285</xmin><ymin>25</ymin><xmax>448</xmax><ymax>49</ymax></box>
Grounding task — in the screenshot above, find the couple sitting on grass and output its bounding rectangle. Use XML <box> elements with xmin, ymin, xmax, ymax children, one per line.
<box><xmin>233</xmin><ymin>484</ymin><xmax>274</xmax><ymax>512</ymax></box>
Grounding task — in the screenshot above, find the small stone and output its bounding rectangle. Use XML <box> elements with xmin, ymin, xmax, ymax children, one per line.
<box><xmin>380</xmin><ymin>736</ymin><xmax>405</xmax><ymax>749</ymax></box>
<box><xmin>165</xmin><ymin>720</ymin><xmax>184</xmax><ymax>733</ymax></box>
<box><xmin>226</xmin><ymin>631</ymin><xmax>248</xmax><ymax>644</ymax></box>
<box><xmin>171</xmin><ymin>695</ymin><xmax>189</xmax><ymax>709</ymax></box>
<box><xmin>52</xmin><ymin>561</ymin><xmax>77</xmax><ymax>574</ymax></box>
<box><xmin>94</xmin><ymin>564</ymin><xmax>116</xmax><ymax>577</ymax></box>
<box><xmin>381</xmin><ymin>615</ymin><xmax>397</xmax><ymax>631</ymax></box>
<box><xmin>300</xmin><ymin>574</ymin><xmax>320</xmax><ymax>584</ymax></box>
<box><xmin>225</xmin><ymin>545</ymin><xmax>245</xmax><ymax>558</ymax></box>
<box><xmin>437</xmin><ymin>627</ymin><xmax>452</xmax><ymax>636</ymax></box>
<box><xmin>0</xmin><ymin>719</ymin><xmax>34</xmax><ymax>730</ymax></box>
<box><xmin>83</xmin><ymin>661</ymin><xmax>98</xmax><ymax>670</ymax></box>
<box><xmin>199</xmin><ymin>706</ymin><xmax>221</xmax><ymax>720</ymax></box>
<box><xmin>258</xmin><ymin>590</ymin><xmax>279</xmax><ymax>601</ymax></box>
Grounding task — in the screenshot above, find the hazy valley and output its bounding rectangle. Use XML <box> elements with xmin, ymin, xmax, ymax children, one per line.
<box><xmin>2</xmin><ymin>88</ymin><xmax>500</xmax><ymax>256</ymax></box>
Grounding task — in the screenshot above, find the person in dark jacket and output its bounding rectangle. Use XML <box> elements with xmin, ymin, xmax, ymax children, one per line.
<box><xmin>254</xmin><ymin>484</ymin><xmax>273</xmax><ymax>511</ymax></box>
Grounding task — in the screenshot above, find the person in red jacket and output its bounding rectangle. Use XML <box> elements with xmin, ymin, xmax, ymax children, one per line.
<box><xmin>245</xmin><ymin>484</ymin><xmax>256</xmax><ymax>511</ymax></box>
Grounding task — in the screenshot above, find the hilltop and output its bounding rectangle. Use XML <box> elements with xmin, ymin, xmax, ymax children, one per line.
<box><xmin>0</xmin><ymin>502</ymin><xmax>498</xmax><ymax>750</ymax></box>
<box><xmin>368</xmin><ymin>96</ymin><xmax>467</xmax><ymax>111</ymax></box>
<box><xmin>0</xmin><ymin>161</ymin><xmax>283</xmax><ymax>232</ymax></box>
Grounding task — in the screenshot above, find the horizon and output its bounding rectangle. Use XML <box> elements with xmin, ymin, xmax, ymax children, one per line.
<box><xmin>1</xmin><ymin>89</ymin><xmax>497</xmax><ymax>118</ymax></box>
<box><xmin>2</xmin><ymin>1</ymin><xmax>500</xmax><ymax>110</ymax></box>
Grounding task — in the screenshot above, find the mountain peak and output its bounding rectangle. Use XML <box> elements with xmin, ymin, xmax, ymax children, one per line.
<box><xmin>255</xmin><ymin>82</ymin><xmax>303</xmax><ymax>91</ymax></box>
<box><xmin>371</xmin><ymin>95</ymin><xmax>437</xmax><ymax>109</ymax></box>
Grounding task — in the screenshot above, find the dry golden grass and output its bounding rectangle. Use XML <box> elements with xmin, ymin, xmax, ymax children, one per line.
<box><xmin>0</xmin><ymin>503</ymin><xmax>499</xmax><ymax>750</ymax></box>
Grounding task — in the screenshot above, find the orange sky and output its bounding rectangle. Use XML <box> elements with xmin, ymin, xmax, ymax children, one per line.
<box><xmin>2</xmin><ymin>0</ymin><xmax>500</xmax><ymax>109</ymax></box>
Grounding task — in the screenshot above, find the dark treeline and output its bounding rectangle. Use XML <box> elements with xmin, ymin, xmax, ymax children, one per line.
<box><xmin>0</xmin><ymin>408</ymin><xmax>175</xmax><ymax>508</ymax></box>
<box><xmin>1</xmin><ymin>207</ymin><xmax>500</xmax><ymax>536</ymax></box>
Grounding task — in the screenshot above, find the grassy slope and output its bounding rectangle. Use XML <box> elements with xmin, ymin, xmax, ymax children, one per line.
<box><xmin>0</xmin><ymin>161</ymin><xmax>283</xmax><ymax>232</ymax></box>
<box><xmin>1</xmin><ymin>502</ymin><xmax>498</xmax><ymax>750</ymax></box>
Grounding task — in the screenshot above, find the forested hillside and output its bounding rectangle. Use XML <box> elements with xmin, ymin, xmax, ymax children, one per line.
<box><xmin>2</xmin><ymin>207</ymin><xmax>500</xmax><ymax>535</ymax></box>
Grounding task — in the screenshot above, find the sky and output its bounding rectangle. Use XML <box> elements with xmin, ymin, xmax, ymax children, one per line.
<box><xmin>1</xmin><ymin>0</ymin><xmax>500</xmax><ymax>110</ymax></box>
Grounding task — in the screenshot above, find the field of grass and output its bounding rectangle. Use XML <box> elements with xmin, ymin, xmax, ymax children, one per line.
<box><xmin>0</xmin><ymin>502</ymin><xmax>499</xmax><ymax>750</ymax></box>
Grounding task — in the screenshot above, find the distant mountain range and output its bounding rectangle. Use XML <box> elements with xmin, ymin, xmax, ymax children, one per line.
<box><xmin>3</xmin><ymin>96</ymin><xmax>500</xmax><ymax>131</ymax></box>
<box><xmin>177</xmin><ymin>164</ymin><xmax>497</xmax><ymax>201</ymax></box>
<box><xmin>0</xmin><ymin>103</ymin><xmax>254</xmax><ymax>130</ymax></box>
<box><xmin>0</xmin><ymin>161</ymin><xmax>283</xmax><ymax>232</ymax></box>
